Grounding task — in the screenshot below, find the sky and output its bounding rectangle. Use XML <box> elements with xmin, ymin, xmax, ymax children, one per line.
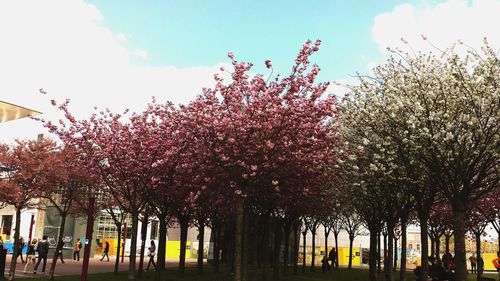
<box><xmin>1</xmin><ymin>0</ymin><xmax>500</xmax><ymax>142</ymax></box>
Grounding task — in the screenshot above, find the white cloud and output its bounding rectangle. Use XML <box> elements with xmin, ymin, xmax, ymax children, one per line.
<box><xmin>0</xmin><ymin>0</ymin><xmax>227</xmax><ymax>143</ymax></box>
<box><xmin>372</xmin><ymin>0</ymin><xmax>500</xmax><ymax>54</ymax></box>
<box><xmin>131</xmin><ymin>49</ymin><xmax>150</xmax><ymax>60</ymax></box>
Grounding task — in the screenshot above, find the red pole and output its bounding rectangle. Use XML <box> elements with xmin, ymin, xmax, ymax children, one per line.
<box><xmin>121</xmin><ymin>222</ymin><xmax>126</xmax><ymax>263</ymax></box>
<box><xmin>81</xmin><ymin>197</ymin><xmax>95</xmax><ymax>281</ymax></box>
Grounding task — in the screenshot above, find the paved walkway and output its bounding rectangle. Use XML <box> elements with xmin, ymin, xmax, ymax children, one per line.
<box><xmin>5</xmin><ymin>255</ymin><xmax>198</xmax><ymax>277</ymax></box>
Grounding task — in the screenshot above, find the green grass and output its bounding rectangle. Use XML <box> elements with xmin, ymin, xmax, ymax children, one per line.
<box><xmin>12</xmin><ymin>267</ymin><xmax>500</xmax><ymax>281</ymax></box>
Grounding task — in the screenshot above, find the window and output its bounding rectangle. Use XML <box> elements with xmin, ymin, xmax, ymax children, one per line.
<box><xmin>150</xmin><ymin>220</ymin><xmax>159</xmax><ymax>240</ymax></box>
<box><xmin>1</xmin><ymin>215</ymin><xmax>13</xmax><ymax>239</ymax></box>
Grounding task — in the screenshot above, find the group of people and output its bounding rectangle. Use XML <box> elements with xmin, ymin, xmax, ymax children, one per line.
<box><xmin>320</xmin><ymin>247</ymin><xmax>338</xmax><ymax>273</ymax></box>
<box><xmin>12</xmin><ymin>235</ymin><xmax>83</xmax><ymax>275</ymax></box>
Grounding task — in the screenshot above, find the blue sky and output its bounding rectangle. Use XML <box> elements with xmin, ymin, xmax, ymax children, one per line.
<box><xmin>85</xmin><ymin>0</ymin><xmax>411</xmax><ymax>81</ymax></box>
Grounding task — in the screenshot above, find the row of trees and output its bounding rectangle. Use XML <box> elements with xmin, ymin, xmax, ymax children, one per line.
<box><xmin>0</xmin><ymin>40</ymin><xmax>498</xmax><ymax>281</ymax></box>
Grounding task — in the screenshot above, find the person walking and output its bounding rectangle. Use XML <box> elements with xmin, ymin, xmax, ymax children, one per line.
<box><xmin>100</xmin><ymin>241</ymin><xmax>110</xmax><ymax>262</ymax></box>
<box><xmin>469</xmin><ymin>253</ymin><xmax>477</xmax><ymax>274</ymax></box>
<box><xmin>146</xmin><ymin>240</ymin><xmax>156</xmax><ymax>270</ymax></box>
<box><xmin>33</xmin><ymin>235</ymin><xmax>49</xmax><ymax>274</ymax></box>
<box><xmin>328</xmin><ymin>247</ymin><xmax>337</xmax><ymax>270</ymax></box>
<box><xmin>18</xmin><ymin>237</ymin><xmax>26</xmax><ymax>263</ymax></box>
<box><xmin>492</xmin><ymin>251</ymin><xmax>500</xmax><ymax>279</ymax></box>
<box><xmin>23</xmin><ymin>239</ymin><xmax>37</xmax><ymax>273</ymax></box>
<box><xmin>55</xmin><ymin>237</ymin><xmax>65</xmax><ymax>264</ymax></box>
<box><xmin>73</xmin><ymin>238</ymin><xmax>82</xmax><ymax>261</ymax></box>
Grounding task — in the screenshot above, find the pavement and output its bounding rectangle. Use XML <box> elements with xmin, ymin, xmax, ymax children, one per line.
<box><xmin>5</xmin><ymin>255</ymin><xmax>199</xmax><ymax>278</ymax></box>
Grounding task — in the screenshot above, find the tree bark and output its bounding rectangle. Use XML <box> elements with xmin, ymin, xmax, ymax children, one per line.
<box><xmin>377</xmin><ymin>232</ymin><xmax>381</xmax><ymax>274</ymax></box>
<box><xmin>114</xmin><ymin>223</ymin><xmax>122</xmax><ymax>274</ymax></box>
<box><xmin>272</xmin><ymin>221</ymin><xmax>282</xmax><ymax>280</ymax></box>
<box><xmin>419</xmin><ymin>217</ymin><xmax>430</xmax><ymax>281</ymax></box>
<box><xmin>293</xmin><ymin>223</ymin><xmax>299</xmax><ymax>275</ymax></box>
<box><xmin>233</xmin><ymin>198</ymin><xmax>244</xmax><ymax>281</ymax></box>
<box><xmin>334</xmin><ymin>232</ymin><xmax>339</xmax><ymax>268</ymax></box>
<box><xmin>197</xmin><ymin>220</ymin><xmax>205</xmax><ymax>275</ymax></box>
<box><xmin>369</xmin><ymin>231</ymin><xmax>378</xmax><ymax>281</ymax></box>
<box><xmin>128</xmin><ymin>212</ymin><xmax>139</xmax><ymax>281</ymax></box>
<box><xmin>435</xmin><ymin>235</ymin><xmax>441</xmax><ymax>261</ymax></box>
<box><xmin>475</xmin><ymin>233</ymin><xmax>481</xmax><ymax>279</ymax></box>
<box><xmin>283</xmin><ymin>223</ymin><xmax>291</xmax><ymax>275</ymax></box>
<box><xmin>49</xmin><ymin>213</ymin><xmax>67</xmax><ymax>281</ymax></box>
<box><xmin>261</xmin><ymin>215</ymin><xmax>270</xmax><ymax>281</ymax></box>
<box><xmin>302</xmin><ymin>229</ymin><xmax>307</xmax><ymax>273</ymax></box>
<box><xmin>138</xmin><ymin>213</ymin><xmax>148</xmax><ymax>278</ymax></box>
<box><xmin>324</xmin><ymin>226</ymin><xmax>329</xmax><ymax>257</ymax></box>
<box><xmin>383</xmin><ymin>232</ymin><xmax>387</xmax><ymax>274</ymax></box>
<box><xmin>348</xmin><ymin>236</ymin><xmax>354</xmax><ymax>269</ymax></box>
<box><xmin>213</xmin><ymin>225</ymin><xmax>220</xmax><ymax>273</ymax></box>
<box><xmin>430</xmin><ymin>236</ymin><xmax>435</xmax><ymax>260</ymax></box>
<box><xmin>8</xmin><ymin>208</ymin><xmax>22</xmax><ymax>281</ymax></box>
<box><xmin>386</xmin><ymin>224</ymin><xmax>394</xmax><ymax>281</ymax></box>
<box><xmin>241</xmin><ymin>211</ymin><xmax>248</xmax><ymax>281</ymax></box>
<box><xmin>452</xmin><ymin>207</ymin><xmax>467</xmax><ymax>281</ymax></box>
<box><xmin>400</xmin><ymin>221</ymin><xmax>407</xmax><ymax>281</ymax></box>
<box><xmin>393</xmin><ymin>237</ymin><xmax>398</xmax><ymax>272</ymax></box>
<box><xmin>445</xmin><ymin>234</ymin><xmax>450</xmax><ymax>256</ymax></box>
<box><xmin>179</xmin><ymin>218</ymin><xmax>189</xmax><ymax>277</ymax></box>
<box><xmin>310</xmin><ymin>229</ymin><xmax>316</xmax><ymax>272</ymax></box>
<box><xmin>155</xmin><ymin>215</ymin><xmax>167</xmax><ymax>281</ymax></box>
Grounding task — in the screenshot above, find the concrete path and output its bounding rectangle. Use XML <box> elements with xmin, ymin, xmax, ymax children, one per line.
<box><xmin>5</xmin><ymin>255</ymin><xmax>198</xmax><ymax>277</ymax></box>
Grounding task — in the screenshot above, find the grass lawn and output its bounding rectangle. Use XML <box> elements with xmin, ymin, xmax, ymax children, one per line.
<box><xmin>13</xmin><ymin>267</ymin><xmax>500</xmax><ymax>281</ymax></box>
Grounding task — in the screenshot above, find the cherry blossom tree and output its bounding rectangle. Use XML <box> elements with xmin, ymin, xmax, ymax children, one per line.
<box><xmin>0</xmin><ymin>138</ymin><xmax>56</xmax><ymax>280</ymax></box>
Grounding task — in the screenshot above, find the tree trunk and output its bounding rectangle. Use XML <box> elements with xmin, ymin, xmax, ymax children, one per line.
<box><xmin>452</xmin><ymin>207</ymin><xmax>467</xmax><ymax>281</ymax></box>
<box><xmin>179</xmin><ymin>218</ymin><xmax>189</xmax><ymax>277</ymax></box>
<box><xmin>386</xmin><ymin>224</ymin><xmax>394</xmax><ymax>281</ymax></box>
<box><xmin>155</xmin><ymin>215</ymin><xmax>167</xmax><ymax>281</ymax></box>
<box><xmin>430</xmin><ymin>236</ymin><xmax>435</xmax><ymax>260</ymax></box>
<box><xmin>475</xmin><ymin>233</ymin><xmax>481</xmax><ymax>279</ymax></box>
<box><xmin>377</xmin><ymin>232</ymin><xmax>381</xmax><ymax>273</ymax></box>
<box><xmin>435</xmin><ymin>236</ymin><xmax>441</xmax><ymax>261</ymax></box>
<box><xmin>233</xmin><ymin>198</ymin><xmax>244</xmax><ymax>281</ymax></box>
<box><xmin>445</xmin><ymin>234</ymin><xmax>450</xmax><ymax>255</ymax></box>
<box><xmin>283</xmin><ymin>223</ymin><xmax>291</xmax><ymax>275</ymax></box>
<box><xmin>114</xmin><ymin>223</ymin><xmax>122</xmax><ymax>274</ymax></box>
<box><xmin>138</xmin><ymin>213</ymin><xmax>148</xmax><ymax>278</ymax></box>
<box><xmin>369</xmin><ymin>231</ymin><xmax>378</xmax><ymax>281</ymax></box>
<box><xmin>383</xmin><ymin>232</ymin><xmax>387</xmax><ymax>274</ymax></box>
<box><xmin>293</xmin><ymin>223</ymin><xmax>299</xmax><ymax>275</ymax></box>
<box><xmin>213</xmin><ymin>225</ymin><xmax>220</xmax><ymax>273</ymax></box>
<box><xmin>273</xmin><ymin>221</ymin><xmax>282</xmax><ymax>280</ymax></box>
<box><xmin>334</xmin><ymin>232</ymin><xmax>339</xmax><ymax>268</ymax></box>
<box><xmin>310</xmin><ymin>230</ymin><xmax>316</xmax><ymax>272</ymax></box>
<box><xmin>261</xmin><ymin>215</ymin><xmax>270</xmax><ymax>280</ymax></box>
<box><xmin>302</xmin><ymin>229</ymin><xmax>307</xmax><ymax>273</ymax></box>
<box><xmin>49</xmin><ymin>213</ymin><xmax>67</xmax><ymax>281</ymax></box>
<box><xmin>8</xmin><ymin>208</ymin><xmax>21</xmax><ymax>281</ymax></box>
<box><xmin>128</xmin><ymin>212</ymin><xmax>139</xmax><ymax>281</ymax></box>
<box><xmin>400</xmin><ymin>221</ymin><xmax>407</xmax><ymax>281</ymax></box>
<box><xmin>324</xmin><ymin>226</ymin><xmax>329</xmax><ymax>257</ymax></box>
<box><xmin>393</xmin><ymin>237</ymin><xmax>398</xmax><ymax>272</ymax></box>
<box><xmin>241</xmin><ymin>212</ymin><xmax>248</xmax><ymax>281</ymax></box>
<box><xmin>419</xmin><ymin>217</ymin><xmax>429</xmax><ymax>281</ymax></box>
<box><xmin>197</xmin><ymin>220</ymin><xmax>205</xmax><ymax>275</ymax></box>
<box><xmin>348</xmin><ymin>236</ymin><xmax>354</xmax><ymax>269</ymax></box>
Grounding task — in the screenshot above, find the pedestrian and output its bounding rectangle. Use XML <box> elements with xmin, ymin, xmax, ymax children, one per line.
<box><xmin>18</xmin><ymin>237</ymin><xmax>26</xmax><ymax>263</ymax></box>
<box><xmin>146</xmin><ymin>240</ymin><xmax>156</xmax><ymax>270</ymax></box>
<box><xmin>33</xmin><ymin>235</ymin><xmax>49</xmax><ymax>274</ymax></box>
<box><xmin>477</xmin><ymin>255</ymin><xmax>484</xmax><ymax>276</ymax></box>
<box><xmin>0</xmin><ymin>236</ymin><xmax>4</xmax><ymax>248</ymax></box>
<box><xmin>23</xmin><ymin>239</ymin><xmax>37</xmax><ymax>273</ymax></box>
<box><xmin>73</xmin><ymin>238</ymin><xmax>82</xmax><ymax>261</ymax></box>
<box><xmin>55</xmin><ymin>237</ymin><xmax>65</xmax><ymax>263</ymax></box>
<box><xmin>100</xmin><ymin>241</ymin><xmax>110</xmax><ymax>262</ymax></box>
<box><xmin>492</xmin><ymin>251</ymin><xmax>500</xmax><ymax>279</ymax></box>
<box><xmin>321</xmin><ymin>255</ymin><xmax>329</xmax><ymax>273</ymax></box>
<box><xmin>469</xmin><ymin>253</ymin><xmax>477</xmax><ymax>274</ymax></box>
<box><xmin>328</xmin><ymin>247</ymin><xmax>337</xmax><ymax>270</ymax></box>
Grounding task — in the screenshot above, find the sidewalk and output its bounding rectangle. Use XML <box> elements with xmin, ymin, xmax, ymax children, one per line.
<box><xmin>5</xmin><ymin>255</ymin><xmax>198</xmax><ymax>277</ymax></box>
